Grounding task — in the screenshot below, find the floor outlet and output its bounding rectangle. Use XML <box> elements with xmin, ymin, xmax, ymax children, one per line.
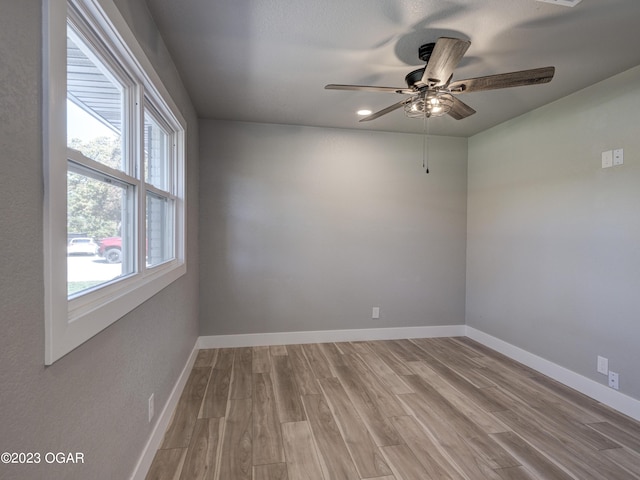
<box><xmin>148</xmin><ymin>393</ymin><xmax>155</xmax><ymax>422</ymax></box>
<box><xmin>597</xmin><ymin>356</ymin><xmax>608</xmax><ymax>375</ymax></box>
<box><xmin>608</xmin><ymin>371</ymin><xmax>619</xmax><ymax>390</ymax></box>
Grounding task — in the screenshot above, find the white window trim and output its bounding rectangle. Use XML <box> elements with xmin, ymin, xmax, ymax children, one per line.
<box><xmin>43</xmin><ymin>0</ymin><xmax>187</xmax><ymax>365</ymax></box>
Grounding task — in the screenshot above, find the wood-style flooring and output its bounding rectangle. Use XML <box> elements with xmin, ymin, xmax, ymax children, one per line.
<box><xmin>145</xmin><ymin>337</ymin><xmax>640</xmax><ymax>480</ymax></box>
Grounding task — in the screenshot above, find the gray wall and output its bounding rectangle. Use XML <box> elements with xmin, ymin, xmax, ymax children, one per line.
<box><xmin>199</xmin><ymin>120</ymin><xmax>468</xmax><ymax>336</ymax></box>
<box><xmin>467</xmin><ymin>65</ymin><xmax>640</xmax><ymax>400</ymax></box>
<box><xmin>0</xmin><ymin>1</ymin><xmax>199</xmax><ymax>479</ymax></box>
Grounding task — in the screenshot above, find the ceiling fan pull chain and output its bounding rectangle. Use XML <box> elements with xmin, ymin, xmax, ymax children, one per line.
<box><xmin>423</xmin><ymin>114</ymin><xmax>430</xmax><ymax>174</ymax></box>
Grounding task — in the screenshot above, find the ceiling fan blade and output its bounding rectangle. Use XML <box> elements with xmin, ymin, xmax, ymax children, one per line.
<box><xmin>449</xmin><ymin>66</ymin><xmax>555</xmax><ymax>93</ymax></box>
<box><xmin>448</xmin><ymin>96</ymin><xmax>476</xmax><ymax>120</ymax></box>
<box><xmin>420</xmin><ymin>37</ymin><xmax>471</xmax><ymax>87</ymax></box>
<box><xmin>325</xmin><ymin>84</ymin><xmax>414</xmax><ymax>94</ymax></box>
<box><xmin>359</xmin><ymin>98</ymin><xmax>412</xmax><ymax>122</ymax></box>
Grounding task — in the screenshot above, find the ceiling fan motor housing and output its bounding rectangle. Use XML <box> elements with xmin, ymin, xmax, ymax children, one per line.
<box><xmin>418</xmin><ymin>42</ymin><xmax>436</xmax><ymax>62</ymax></box>
<box><xmin>405</xmin><ymin>68</ymin><xmax>426</xmax><ymax>88</ymax></box>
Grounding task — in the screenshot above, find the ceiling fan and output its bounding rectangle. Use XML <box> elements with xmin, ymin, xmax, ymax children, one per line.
<box><xmin>325</xmin><ymin>37</ymin><xmax>555</xmax><ymax>122</ymax></box>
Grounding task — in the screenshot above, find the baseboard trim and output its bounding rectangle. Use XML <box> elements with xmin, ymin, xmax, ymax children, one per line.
<box><xmin>466</xmin><ymin>326</ymin><xmax>640</xmax><ymax>422</ymax></box>
<box><xmin>198</xmin><ymin>324</ymin><xmax>466</xmax><ymax>349</ymax></box>
<box><xmin>129</xmin><ymin>341</ymin><xmax>199</xmax><ymax>480</ymax></box>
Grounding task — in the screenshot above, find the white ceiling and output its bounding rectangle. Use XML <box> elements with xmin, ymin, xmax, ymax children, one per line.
<box><xmin>144</xmin><ymin>0</ymin><xmax>640</xmax><ymax>137</ymax></box>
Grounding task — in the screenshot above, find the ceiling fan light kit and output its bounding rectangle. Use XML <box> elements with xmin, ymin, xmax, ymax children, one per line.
<box><xmin>404</xmin><ymin>92</ymin><xmax>454</xmax><ymax>118</ymax></box>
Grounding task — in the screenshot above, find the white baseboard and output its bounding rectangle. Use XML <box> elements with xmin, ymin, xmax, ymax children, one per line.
<box><xmin>466</xmin><ymin>326</ymin><xmax>640</xmax><ymax>422</ymax></box>
<box><xmin>198</xmin><ymin>324</ymin><xmax>466</xmax><ymax>349</ymax></box>
<box><xmin>129</xmin><ymin>341</ymin><xmax>199</xmax><ymax>480</ymax></box>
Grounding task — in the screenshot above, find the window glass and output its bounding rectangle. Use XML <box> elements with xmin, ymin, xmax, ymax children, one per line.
<box><xmin>146</xmin><ymin>192</ymin><xmax>175</xmax><ymax>267</ymax></box>
<box><xmin>67</xmin><ymin>167</ymin><xmax>134</xmax><ymax>297</ymax></box>
<box><xmin>144</xmin><ymin>107</ymin><xmax>170</xmax><ymax>190</ymax></box>
<box><xmin>67</xmin><ymin>26</ymin><xmax>124</xmax><ymax>171</ymax></box>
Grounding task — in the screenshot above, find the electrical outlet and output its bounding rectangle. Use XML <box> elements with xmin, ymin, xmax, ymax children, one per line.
<box><xmin>372</xmin><ymin>307</ymin><xmax>380</xmax><ymax>319</ymax></box>
<box><xmin>608</xmin><ymin>371</ymin><xmax>619</xmax><ymax>390</ymax></box>
<box><xmin>597</xmin><ymin>356</ymin><xmax>608</xmax><ymax>375</ymax></box>
<box><xmin>148</xmin><ymin>393</ymin><xmax>155</xmax><ymax>422</ymax></box>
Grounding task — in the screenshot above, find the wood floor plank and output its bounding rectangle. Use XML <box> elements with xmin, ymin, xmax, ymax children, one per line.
<box><xmin>381</xmin><ymin>443</ymin><xmax>441</xmax><ymax>480</ymax></box>
<box><xmin>600</xmin><ymin>447</ymin><xmax>640</xmax><ymax>478</ymax></box>
<box><xmin>269</xmin><ymin>345</ymin><xmax>288</xmax><ymax>356</ymax></box>
<box><xmin>194</xmin><ymin>349</ymin><xmax>218</xmax><ymax>368</ymax></box>
<box><xmin>145</xmin><ymin>448</ymin><xmax>187</xmax><ymax>480</ymax></box>
<box><xmin>200</xmin><ymin>366</ymin><xmax>232</xmax><ymax>418</ymax></box>
<box><xmin>286</xmin><ymin>344</ymin><xmax>321</xmax><ymax>395</ymax></box>
<box><xmin>364</xmin><ymin>341</ymin><xmax>413</xmax><ymax>376</ymax></box>
<box><xmin>217</xmin><ymin>398</ymin><xmax>252</xmax><ymax>480</ymax></box>
<box><xmin>390</xmin><ymin>415</ymin><xmax>465</xmax><ymax>480</ymax></box>
<box><xmin>213</xmin><ymin>348</ymin><xmax>235</xmax><ymax>371</ymax></box>
<box><xmin>411</xmin><ymin>338</ymin><xmax>496</xmax><ymax>389</ymax></box>
<box><xmin>179</xmin><ymin>417</ymin><xmax>221</xmax><ymax>480</ymax></box>
<box><xmin>589</xmin><ymin>403</ymin><xmax>640</xmax><ymax>440</ymax></box>
<box><xmin>230</xmin><ymin>347</ymin><xmax>253</xmax><ymax>399</ymax></box>
<box><xmin>301</xmin><ymin>343</ymin><xmax>334</xmax><ymax>379</ymax></box>
<box><xmin>490</xmin><ymin>431</ymin><xmax>576</xmax><ymax>480</ymax></box>
<box><xmin>318</xmin><ymin>342</ymin><xmax>348</xmax><ymax>368</ymax></box>
<box><xmin>494</xmin><ymin>408</ymin><xmax>635</xmax><ymax>480</ymax></box>
<box><xmin>358</xmin><ymin>352</ymin><xmax>413</xmax><ymax>395</ymax></box>
<box><xmin>417</xmin><ymin>357</ymin><xmax>511</xmax><ymax>413</ymax></box>
<box><xmin>333</xmin><ymin>362</ymin><xmax>404</xmax><ymax>447</ymax></box>
<box><xmin>253</xmin><ymin>463</ymin><xmax>288</xmax><ymax>480</ymax></box>
<box><xmin>407</xmin><ymin>360</ymin><xmax>509</xmax><ymax>434</ymax></box>
<box><xmin>281</xmin><ymin>421</ymin><xmax>324</xmax><ymax>480</ymax></box>
<box><xmin>344</xmin><ymin>354</ymin><xmax>407</xmax><ymax>417</ymax></box>
<box><xmin>319</xmin><ymin>377</ymin><xmax>392</xmax><ymax>478</ymax></box>
<box><xmin>271</xmin><ymin>355</ymin><xmax>305</xmax><ymax>423</ymax></box>
<box><xmin>301</xmin><ymin>394</ymin><xmax>360</xmax><ymax>480</ymax></box>
<box><xmin>494</xmin><ymin>466</ymin><xmax>539</xmax><ymax>480</ymax></box>
<box><xmin>384</xmin><ymin>339</ymin><xmax>422</xmax><ymax>362</ymax></box>
<box><xmin>334</xmin><ymin>341</ymin><xmax>362</xmax><ymax>355</ymax></box>
<box><xmin>252</xmin><ymin>346</ymin><xmax>271</xmax><ymax>374</ymax></box>
<box><xmin>587</xmin><ymin>421</ymin><xmax>640</xmax><ymax>451</ymax></box>
<box><xmin>398</xmin><ymin>392</ymin><xmax>504</xmax><ymax>480</ymax></box>
<box><xmin>162</xmin><ymin>367</ymin><xmax>211</xmax><ymax>448</ymax></box>
<box><xmin>402</xmin><ymin>373</ymin><xmax>514</xmax><ymax>461</ymax></box>
<box><xmin>252</xmin><ymin>373</ymin><xmax>285</xmax><ymax>465</ymax></box>
<box><xmin>529</xmin><ymin>374</ymin><xmax>601</xmax><ymax>413</ymax></box>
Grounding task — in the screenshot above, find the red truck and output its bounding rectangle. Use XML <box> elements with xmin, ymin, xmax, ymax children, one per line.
<box><xmin>98</xmin><ymin>236</ymin><xmax>122</xmax><ymax>263</ymax></box>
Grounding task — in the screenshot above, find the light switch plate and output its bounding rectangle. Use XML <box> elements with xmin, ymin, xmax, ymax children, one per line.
<box><xmin>597</xmin><ymin>356</ymin><xmax>608</xmax><ymax>375</ymax></box>
<box><xmin>602</xmin><ymin>150</ymin><xmax>613</xmax><ymax>168</ymax></box>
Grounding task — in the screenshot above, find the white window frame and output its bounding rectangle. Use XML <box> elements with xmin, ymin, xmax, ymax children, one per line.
<box><xmin>43</xmin><ymin>0</ymin><xmax>187</xmax><ymax>365</ymax></box>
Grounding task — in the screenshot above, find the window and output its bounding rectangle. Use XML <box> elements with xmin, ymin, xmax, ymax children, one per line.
<box><xmin>43</xmin><ymin>0</ymin><xmax>186</xmax><ymax>364</ymax></box>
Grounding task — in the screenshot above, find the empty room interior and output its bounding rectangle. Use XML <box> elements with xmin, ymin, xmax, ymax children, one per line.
<box><xmin>2</xmin><ymin>0</ymin><xmax>640</xmax><ymax>479</ymax></box>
